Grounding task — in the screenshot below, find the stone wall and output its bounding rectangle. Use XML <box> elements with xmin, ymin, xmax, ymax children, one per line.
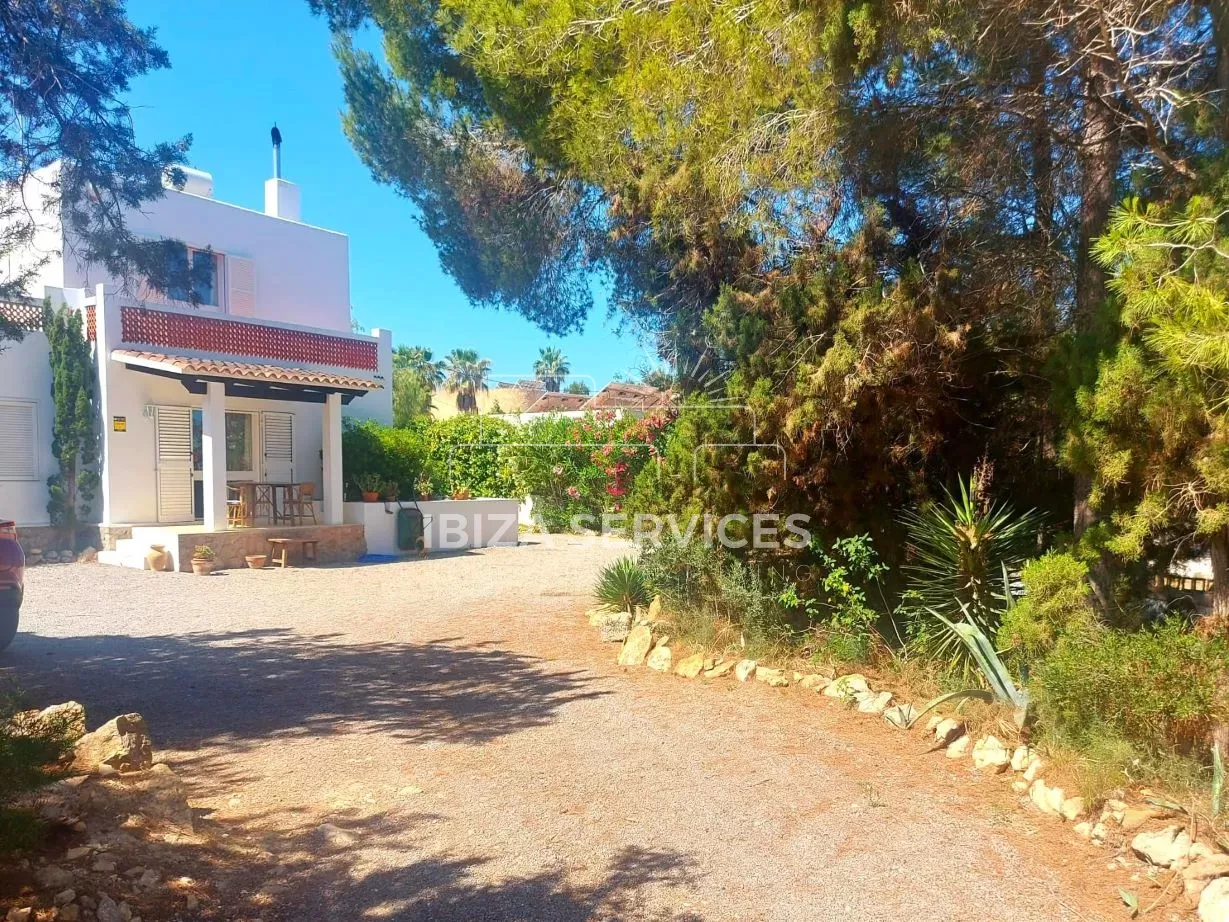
<box><xmin>174</xmin><ymin>524</ymin><xmax>366</xmax><ymax>572</ymax></box>
<box><xmin>17</xmin><ymin>524</ymin><xmax>102</xmax><ymax>564</ymax></box>
<box><xmin>98</xmin><ymin>525</ymin><xmax>133</xmax><ymax>552</ymax></box>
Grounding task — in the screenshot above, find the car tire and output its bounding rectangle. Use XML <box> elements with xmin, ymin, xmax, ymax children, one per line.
<box><xmin>0</xmin><ymin>603</ymin><xmax>19</xmax><ymax>652</ymax></box>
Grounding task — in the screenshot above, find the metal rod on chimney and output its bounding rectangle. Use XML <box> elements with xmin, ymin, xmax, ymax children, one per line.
<box><xmin>271</xmin><ymin>123</ymin><xmax>283</xmax><ymax>179</ymax></box>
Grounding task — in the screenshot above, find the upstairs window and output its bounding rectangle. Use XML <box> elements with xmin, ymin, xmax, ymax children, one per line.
<box><xmin>166</xmin><ymin>247</ymin><xmax>222</xmax><ymax>307</ymax></box>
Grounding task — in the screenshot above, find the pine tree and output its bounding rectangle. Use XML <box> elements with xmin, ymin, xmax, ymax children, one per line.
<box><xmin>43</xmin><ymin>304</ymin><xmax>98</xmax><ymax>531</ymax></box>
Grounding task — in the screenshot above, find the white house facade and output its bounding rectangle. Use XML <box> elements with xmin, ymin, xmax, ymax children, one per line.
<box><xmin>0</xmin><ymin>156</ymin><xmax>393</xmax><ymax>566</ymax></box>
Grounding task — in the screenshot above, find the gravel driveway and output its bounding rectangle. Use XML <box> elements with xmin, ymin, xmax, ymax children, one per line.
<box><xmin>6</xmin><ymin>538</ymin><xmax>1124</xmax><ymax>921</ymax></box>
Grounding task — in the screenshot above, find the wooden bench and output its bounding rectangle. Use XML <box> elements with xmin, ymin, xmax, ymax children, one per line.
<box><xmin>267</xmin><ymin>537</ymin><xmax>320</xmax><ymax>568</ymax></box>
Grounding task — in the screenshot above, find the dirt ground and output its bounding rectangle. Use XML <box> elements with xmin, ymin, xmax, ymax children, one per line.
<box><xmin>2</xmin><ymin>537</ymin><xmax>1157</xmax><ymax>921</ymax></box>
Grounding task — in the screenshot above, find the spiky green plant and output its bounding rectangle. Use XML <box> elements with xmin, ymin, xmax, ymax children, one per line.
<box><xmin>902</xmin><ymin>476</ymin><xmax>1041</xmax><ymax>671</ymax></box>
<box><xmin>594</xmin><ymin>556</ymin><xmax>651</xmax><ymax>613</ymax></box>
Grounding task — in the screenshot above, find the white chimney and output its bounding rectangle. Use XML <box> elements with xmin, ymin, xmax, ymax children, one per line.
<box><xmin>163</xmin><ymin>166</ymin><xmax>213</xmax><ymax>197</ymax></box>
<box><xmin>263</xmin><ymin>123</ymin><xmax>300</xmax><ymax>221</ymax></box>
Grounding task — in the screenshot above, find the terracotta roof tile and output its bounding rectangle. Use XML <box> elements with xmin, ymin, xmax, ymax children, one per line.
<box><xmin>111</xmin><ymin>349</ymin><xmax>382</xmax><ymax>391</ymax></box>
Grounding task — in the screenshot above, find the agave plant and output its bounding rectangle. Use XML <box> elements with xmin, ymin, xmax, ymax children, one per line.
<box><xmin>901</xmin><ymin>476</ymin><xmax>1042</xmax><ymax>672</ymax></box>
<box><xmin>594</xmin><ymin>556</ymin><xmax>651</xmax><ymax>613</ymax></box>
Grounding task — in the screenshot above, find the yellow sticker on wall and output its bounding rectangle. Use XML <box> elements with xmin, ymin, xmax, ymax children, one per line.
<box><xmin>112</xmin><ymin>416</ymin><xmax>127</xmax><ymax>432</ymax></box>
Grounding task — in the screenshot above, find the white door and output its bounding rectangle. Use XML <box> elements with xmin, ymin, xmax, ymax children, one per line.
<box><xmin>262</xmin><ymin>411</ymin><xmax>294</xmax><ymax>483</ymax></box>
<box><xmin>155</xmin><ymin>406</ymin><xmax>194</xmax><ymax>523</ymax></box>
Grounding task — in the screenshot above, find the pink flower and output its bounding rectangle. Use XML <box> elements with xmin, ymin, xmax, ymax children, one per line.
<box><xmin>552</xmin><ymin>465</ymin><xmax>564</xmax><ymax>476</ymax></box>
<box><xmin>566</xmin><ymin>485</ymin><xmax>581</xmax><ymax>499</ymax></box>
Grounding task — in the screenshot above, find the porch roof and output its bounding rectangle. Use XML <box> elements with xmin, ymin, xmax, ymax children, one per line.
<box><xmin>111</xmin><ymin>349</ymin><xmax>382</xmax><ymax>404</ymax></box>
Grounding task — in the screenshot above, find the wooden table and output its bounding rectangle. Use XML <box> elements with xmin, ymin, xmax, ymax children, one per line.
<box><xmin>228</xmin><ymin>482</ymin><xmax>302</xmax><ymax>526</ymax></box>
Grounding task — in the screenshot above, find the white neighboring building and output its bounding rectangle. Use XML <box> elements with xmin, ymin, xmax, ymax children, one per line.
<box><xmin>0</xmin><ymin>154</ymin><xmax>392</xmax><ymax>545</ymax></box>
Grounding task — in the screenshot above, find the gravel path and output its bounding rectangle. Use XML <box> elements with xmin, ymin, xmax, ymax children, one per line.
<box><xmin>6</xmin><ymin>539</ymin><xmax>1126</xmax><ymax>921</ymax></box>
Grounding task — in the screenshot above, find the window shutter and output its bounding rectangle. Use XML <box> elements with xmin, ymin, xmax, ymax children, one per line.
<box><xmin>154</xmin><ymin>406</ymin><xmax>194</xmax><ymax>523</ymax></box>
<box><xmin>228</xmin><ymin>256</ymin><xmax>255</xmax><ymax>316</ymax></box>
<box><xmin>0</xmin><ymin>401</ymin><xmax>37</xmax><ymax>481</ymax></box>
<box><xmin>261</xmin><ymin>411</ymin><xmax>294</xmax><ymax>482</ymax></box>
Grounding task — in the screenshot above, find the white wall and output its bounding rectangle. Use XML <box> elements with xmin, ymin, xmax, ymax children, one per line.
<box><xmin>0</xmin><ymin>333</ymin><xmax>55</xmax><ymax>525</ymax></box>
<box><xmin>60</xmin><ymin>183</ymin><xmax>351</xmax><ymax>334</ymax></box>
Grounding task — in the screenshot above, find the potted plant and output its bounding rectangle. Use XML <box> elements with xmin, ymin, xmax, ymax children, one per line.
<box><xmin>382</xmin><ymin>479</ymin><xmax>400</xmax><ymax>502</ymax></box>
<box><xmin>191</xmin><ymin>545</ymin><xmax>216</xmax><ymax>576</ymax></box>
<box><xmin>355</xmin><ymin>473</ymin><xmax>383</xmax><ymax>502</ymax></box>
<box><xmin>451</xmin><ymin>486</ymin><xmax>473</xmax><ymax>501</ymax></box>
<box><xmin>416</xmin><ymin>462</ymin><xmax>439</xmax><ymax>501</ymax></box>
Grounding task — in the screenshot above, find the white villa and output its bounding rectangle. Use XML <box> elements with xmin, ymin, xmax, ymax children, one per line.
<box><xmin>0</xmin><ymin>153</ymin><xmax>394</xmax><ymax>569</ymax></box>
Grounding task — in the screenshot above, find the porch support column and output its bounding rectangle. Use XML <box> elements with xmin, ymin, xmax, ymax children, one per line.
<box><xmin>323</xmin><ymin>391</ymin><xmax>343</xmax><ymax>525</ymax></box>
<box><xmin>201</xmin><ymin>381</ymin><xmax>227</xmax><ymax>531</ymax></box>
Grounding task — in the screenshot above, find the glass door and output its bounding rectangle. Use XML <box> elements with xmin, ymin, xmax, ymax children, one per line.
<box><xmin>191</xmin><ymin>409</ymin><xmax>258</xmax><ymax>519</ymax></box>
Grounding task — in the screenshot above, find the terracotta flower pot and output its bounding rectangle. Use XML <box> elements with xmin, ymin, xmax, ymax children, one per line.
<box><xmin>245</xmin><ymin>554</ymin><xmax>268</xmax><ymax>570</ymax></box>
<box><xmin>362</xmin><ymin>491</ymin><xmax>381</xmax><ymax>502</ymax></box>
<box><xmin>191</xmin><ymin>558</ymin><xmax>214</xmax><ymax>576</ymax></box>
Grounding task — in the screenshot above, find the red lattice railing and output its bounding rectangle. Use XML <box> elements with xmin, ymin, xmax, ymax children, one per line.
<box><xmin>86</xmin><ymin>305</ymin><xmax>96</xmax><ymax>341</ymax></box>
<box><xmin>119</xmin><ymin>306</ymin><xmax>378</xmax><ymax>371</ymax></box>
<box><xmin>0</xmin><ymin>300</ymin><xmax>44</xmax><ymax>332</ymax></box>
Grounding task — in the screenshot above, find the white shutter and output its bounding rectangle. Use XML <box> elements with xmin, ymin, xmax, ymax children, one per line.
<box><xmin>154</xmin><ymin>407</ymin><xmax>194</xmax><ymax>523</ymax></box>
<box><xmin>0</xmin><ymin>401</ymin><xmax>37</xmax><ymax>481</ymax></box>
<box><xmin>228</xmin><ymin>256</ymin><xmax>255</xmax><ymax>317</ymax></box>
<box><xmin>262</xmin><ymin>411</ymin><xmax>294</xmax><ymax>483</ymax></box>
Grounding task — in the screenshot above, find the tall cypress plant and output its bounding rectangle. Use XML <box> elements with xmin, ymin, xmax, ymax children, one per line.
<box><xmin>42</xmin><ymin>304</ymin><xmax>98</xmax><ymax>531</ymax></box>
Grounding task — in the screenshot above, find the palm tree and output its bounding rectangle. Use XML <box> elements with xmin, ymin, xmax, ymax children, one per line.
<box><xmin>533</xmin><ymin>346</ymin><xmax>570</xmax><ymax>392</ymax></box>
<box><xmin>393</xmin><ymin>345</ymin><xmax>445</xmax><ymax>390</ymax></box>
<box><xmin>443</xmin><ymin>348</ymin><xmax>491</xmax><ymax>413</ymax></box>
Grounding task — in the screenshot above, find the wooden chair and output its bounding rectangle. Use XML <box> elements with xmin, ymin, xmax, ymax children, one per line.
<box><xmin>226</xmin><ymin>483</ymin><xmax>252</xmax><ymax>528</ymax></box>
<box><xmin>252</xmin><ymin>483</ymin><xmax>278</xmax><ymax>524</ymax></box>
<box><xmin>285</xmin><ymin>482</ymin><xmax>318</xmax><ymax>525</ymax></box>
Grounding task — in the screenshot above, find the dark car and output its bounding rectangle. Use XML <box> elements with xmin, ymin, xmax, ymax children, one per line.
<box><xmin>0</xmin><ymin>521</ymin><xmax>24</xmax><ymax>651</ymax></box>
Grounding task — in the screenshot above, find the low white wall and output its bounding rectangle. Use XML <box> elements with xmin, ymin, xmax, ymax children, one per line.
<box><xmin>0</xmin><ymin>331</ymin><xmax>56</xmax><ymax>525</ymax></box>
<box><xmin>344</xmin><ymin>498</ymin><xmax>520</xmax><ymax>555</ymax></box>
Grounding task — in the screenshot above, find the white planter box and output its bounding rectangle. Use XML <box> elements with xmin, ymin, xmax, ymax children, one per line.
<box><xmin>343</xmin><ymin>498</ymin><xmax>520</xmax><ymax>555</ymax></box>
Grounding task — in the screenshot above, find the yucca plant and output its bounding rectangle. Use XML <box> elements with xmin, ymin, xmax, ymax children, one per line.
<box><xmin>901</xmin><ymin>476</ymin><xmax>1042</xmax><ymax>672</ymax></box>
<box><xmin>594</xmin><ymin>556</ymin><xmax>651</xmax><ymax>613</ymax></box>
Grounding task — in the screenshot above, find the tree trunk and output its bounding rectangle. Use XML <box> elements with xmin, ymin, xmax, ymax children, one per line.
<box><xmin>1208</xmin><ymin>526</ymin><xmax>1229</xmax><ymax>621</ymax></box>
<box><xmin>1212</xmin><ymin>0</ymin><xmax>1229</xmax><ymax>142</ymax></box>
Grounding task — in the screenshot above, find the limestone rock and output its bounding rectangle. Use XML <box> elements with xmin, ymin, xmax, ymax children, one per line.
<box><xmin>882</xmin><ymin>703</ymin><xmax>918</xmax><ymax>729</ymax></box>
<box><xmin>58</xmin><ymin>906</ymin><xmax>80</xmax><ymax>922</ymax></box>
<box><xmin>11</xmin><ymin>701</ymin><xmax>86</xmax><ymax>743</ymax></box>
<box><xmin>1029</xmin><ymin>779</ymin><xmax>1066</xmax><ymax>816</ymax></box>
<box><xmin>754</xmin><ymin>666</ymin><xmax>789</xmax><ymax>687</ymax></box>
<box><xmin>1060</xmin><ymin>796</ymin><xmax>1085</xmax><ymax>822</ymax></box>
<box><xmin>1022</xmin><ymin>757</ymin><xmax>1045</xmax><ymax>783</ymax></box>
<box><xmin>1010</xmin><ymin>746</ymin><xmax>1038</xmax><ymax>773</ymax></box>
<box><xmin>72</xmin><ymin>714</ymin><xmax>153</xmax><ymax>774</ymax></box>
<box><xmin>856</xmin><ymin>691</ymin><xmax>892</xmax><ymax>714</ymax></box>
<box><xmin>1073</xmin><ymin>821</ymin><xmax>1093</xmax><ymax>839</ymax></box>
<box><xmin>617</xmin><ymin>626</ymin><xmax>653</xmax><ymax>667</ymax></box>
<box><xmin>1122</xmin><ymin>805</ymin><xmax>1162</xmax><ymax>831</ymax></box>
<box><xmin>1200</xmin><ymin>878</ymin><xmax>1229</xmax><ymax>922</ymax></box>
<box><xmin>933</xmin><ymin>718</ymin><xmax>966</xmax><ymax>747</ymax></box>
<box><xmin>822</xmin><ymin>674</ymin><xmax>870</xmax><ymax>699</ymax></box>
<box><xmin>95</xmin><ymin>896</ymin><xmax>123</xmax><ymax>922</ymax></box>
<box><xmin>598</xmin><ymin>611</ymin><xmax>632</xmax><ymax>643</ymax></box>
<box><xmin>35</xmin><ymin>867</ymin><xmax>74</xmax><ymax>890</ymax></box>
<box><xmin>587</xmin><ymin>606</ymin><xmax>616</xmax><ymax>626</ymax></box>
<box><xmin>703</xmin><ymin>660</ymin><xmax>735</xmax><ymax>679</ymax></box>
<box><xmin>646</xmin><ymin>646</ymin><xmax>672</xmax><ymax>673</ymax></box>
<box><xmin>945</xmin><ymin>734</ymin><xmax>970</xmax><ymax>758</ymax></box>
<box><xmin>734</xmin><ymin>660</ymin><xmax>758</xmax><ymax>682</ymax></box>
<box><xmin>1131</xmin><ymin>826</ymin><xmax>1192</xmax><ymax>868</ymax></box>
<box><xmin>971</xmin><ymin>736</ymin><xmax>1011</xmax><ymax>772</ymax></box>
<box><xmin>1184</xmin><ymin>855</ymin><xmax>1229</xmax><ymax>903</ymax></box>
<box><xmin>647</xmin><ymin>595</ymin><xmax>663</xmax><ymax>621</ymax></box>
<box><xmin>1011</xmin><ymin>779</ymin><xmax>1029</xmax><ymax>793</ymax></box>
<box><xmin>674</xmin><ymin>653</ymin><xmax>705</xmax><ymax>679</ymax></box>
<box><xmin>78</xmin><ymin>547</ymin><xmax>97</xmax><ymax>563</ymax></box>
<box><xmin>6</xmin><ymin>907</ymin><xmax>31</xmax><ymax>922</ymax></box>
<box><xmin>54</xmin><ymin>890</ymin><xmax>76</xmax><ymax>907</ymax></box>
<box><xmin>798</xmin><ymin>674</ymin><xmax>829</xmax><ymax>691</ymax></box>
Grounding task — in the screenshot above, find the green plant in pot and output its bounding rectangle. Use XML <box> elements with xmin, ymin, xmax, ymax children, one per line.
<box><xmin>191</xmin><ymin>544</ymin><xmax>216</xmax><ymax>576</ymax></box>
<box><xmin>382</xmin><ymin>479</ymin><xmax>400</xmax><ymax>502</ymax></box>
<box><xmin>355</xmin><ymin>473</ymin><xmax>383</xmax><ymax>502</ymax></box>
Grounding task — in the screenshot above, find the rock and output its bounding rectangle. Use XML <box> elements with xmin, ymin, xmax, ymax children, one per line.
<box><xmin>1010</xmin><ymin>746</ymin><xmax>1038</xmax><ymax>772</ymax></box>
<box><xmin>317</xmin><ymin>823</ymin><xmax>356</xmax><ymax>847</ymax></box>
<box><xmin>1073</xmin><ymin>821</ymin><xmax>1093</xmax><ymax>839</ymax></box>
<box><xmin>822</xmin><ymin>674</ymin><xmax>870</xmax><ymax>699</ymax></box>
<box><xmin>734</xmin><ymin>660</ymin><xmax>758</xmax><ymax>682</ymax></box>
<box><xmin>945</xmin><ymin>734</ymin><xmax>970</xmax><ymax>758</ymax></box>
<box><xmin>1011</xmin><ymin>779</ymin><xmax>1029</xmax><ymax>793</ymax></box>
<box><xmin>92</xmin><ymin>858</ymin><xmax>117</xmax><ymax>872</ymax></box>
<box><xmin>703</xmin><ymin>660</ymin><xmax>735</xmax><ymax>679</ymax></box>
<box><xmin>754</xmin><ymin>666</ymin><xmax>789</xmax><ymax>687</ymax></box>
<box><xmin>798</xmin><ymin>674</ymin><xmax>829</xmax><ymax>691</ymax></box>
<box><xmin>1201</xmin><ymin>878</ymin><xmax>1229</xmax><ymax>922</ymax></box>
<box><xmin>1131</xmin><ymin>826</ymin><xmax>1192</xmax><ymax>868</ymax></box>
<box><xmin>674</xmin><ymin>653</ymin><xmax>705</xmax><ymax>678</ymax></box>
<box><xmin>1122</xmin><ymin>805</ymin><xmax>1162</xmax><ymax>831</ymax></box>
<box><xmin>647</xmin><ymin>595</ymin><xmax>663</xmax><ymax>621</ymax></box>
<box><xmin>1029</xmin><ymin>779</ymin><xmax>1066</xmax><ymax>816</ymax></box>
<box><xmin>1022</xmin><ymin>758</ymin><xmax>1045</xmax><ymax>783</ymax></box>
<box><xmin>6</xmin><ymin>907</ymin><xmax>31</xmax><ymax>922</ymax></box>
<box><xmin>971</xmin><ymin>736</ymin><xmax>1011</xmax><ymax>772</ymax></box>
<box><xmin>54</xmin><ymin>890</ymin><xmax>76</xmax><ymax>907</ymax></box>
<box><xmin>72</xmin><ymin>714</ymin><xmax>153</xmax><ymax>774</ymax></box>
<box><xmin>646</xmin><ymin>645</ymin><xmax>672</xmax><ymax>672</ymax></box>
<box><xmin>882</xmin><ymin>703</ymin><xmax>918</xmax><ymax>728</ymax></box>
<box><xmin>185</xmin><ymin>895</ymin><xmax>199</xmax><ymax>911</ymax></box>
<box><xmin>1091</xmin><ymin>822</ymin><xmax>1109</xmax><ymax>843</ymax></box>
<box><xmin>856</xmin><ymin>691</ymin><xmax>892</xmax><ymax>714</ymax></box>
<box><xmin>598</xmin><ymin>611</ymin><xmax>632</xmax><ymax>643</ymax></box>
<box><xmin>1184</xmin><ymin>855</ymin><xmax>1229</xmax><ymax>903</ymax></box>
<box><xmin>587</xmin><ymin>606</ymin><xmax>615</xmax><ymax>626</ymax></box>
<box><xmin>136</xmin><ymin>870</ymin><xmax>158</xmax><ymax>890</ymax></box>
<box><xmin>65</xmin><ymin>847</ymin><xmax>90</xmax><ymax>861</ymax></box>
<box><xmin>58</xmin><ymin>906</ymin><xmax>80</xmax><ymax>922</ymax></box>
<box><xmin>616</xmin><ymin>626</ymin><xmax>653</xmax><ymax>667</ymax></box>
<box><xmin>1060</xmin><ymin>796</ymin><xmax>1086</xmax><ymax>822</ymax></box>
<box><xmin>36</xmin><ymin>867</ymin><xmax>74</xmax><ymax>890</ymax></box>
<box><xmin>933</xmin><ymin>718</ymin><xmax>965</xmax><ymax>747</ymax></box>
<box><xmin>78</xmin><ymin>547</ymin><xmax>97</xmax><ymax>563</ymax></box>
<box><xmin>96</xmin><ymin>896</ymin><xmax>123</xmax><ymax>922</ymax></box>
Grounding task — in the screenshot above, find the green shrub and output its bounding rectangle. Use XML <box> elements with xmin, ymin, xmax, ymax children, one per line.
<box><xmin>342</xmin><ymin>419</ymin><xmax>429</xmax><ymax>500</ymax></box>
<box><xmin>594</xmin><ymin>556</ymin><xmax>652</xmax><ymax>612</ymax></box>
<box><xmin>0</xmin><ymin>687</ymin><xmax>78</xmax><ymax>852</ymax></box>
<box><xmin>998</xmin><ymin>552</ymin><xmax>1095</xmax><ymax>659</ymax></box>
<box><xmin>1035</xmin><ymin>620</ymin><xmax>1229</xmax><ymax>753</ymax></box>
<box><xmin>425</xmin><ymin>415</ymin><xmax>519</xmax><ymax>499</ymax></box>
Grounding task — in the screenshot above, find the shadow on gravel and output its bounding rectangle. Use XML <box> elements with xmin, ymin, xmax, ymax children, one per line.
<box><xmin>205</xmin><ymin>803</ymin><xmax>707</xmax><ymax>921</ymax></box>
<box><xmin>2</xmin><ymin>629</ymin><xmax>607</xmax><ymax>750</ymax></box>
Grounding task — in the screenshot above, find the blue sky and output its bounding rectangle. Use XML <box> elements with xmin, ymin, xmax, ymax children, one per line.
<box><xmin>123</xmin><ymin>0</ymin><xmax>651</xmax><ymax>388</ymax></box>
